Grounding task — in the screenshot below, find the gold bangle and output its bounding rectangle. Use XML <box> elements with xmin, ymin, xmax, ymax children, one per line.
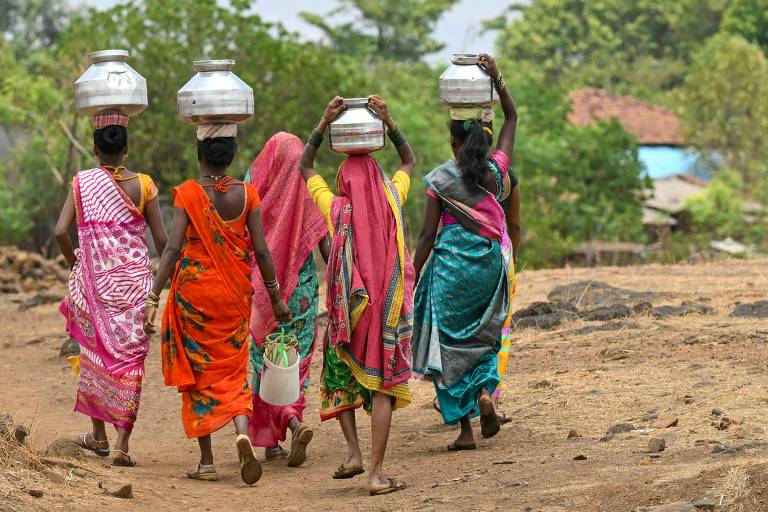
<box><xmin>147</xmin><ymin>291</ymin><xmax>160</xmax><ymax>301</ymax></box>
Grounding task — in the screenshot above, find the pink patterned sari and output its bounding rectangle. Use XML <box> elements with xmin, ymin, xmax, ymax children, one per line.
<box><xmin>60</xmin><ymin>167</ymin><xmax>152</xmax><ymax>431</ymax></box>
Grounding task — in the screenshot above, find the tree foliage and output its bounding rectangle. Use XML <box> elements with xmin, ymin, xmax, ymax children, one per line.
<box><xmin>722</xmin><ymin>0</ymin><xmax>768</xmax><ymax>54</ymax></box>
<box><xmin>300</xmin><ymin>0</ymin><xmax>458</xmax><ymax>60</ymax></box>
<box><xmin>678</xmin><ymin>33</ymin><xmax>768</xmax><ymax>184</ymax></box>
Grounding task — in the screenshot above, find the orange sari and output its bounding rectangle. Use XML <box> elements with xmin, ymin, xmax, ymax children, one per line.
<box><xmin>161</xmin><ymin>179</ymin><xmax>260</xmax><ymax>438</ymax></box>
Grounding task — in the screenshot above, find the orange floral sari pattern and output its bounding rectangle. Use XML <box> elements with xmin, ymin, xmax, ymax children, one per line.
<box><xmin>161</xmin><ymin>180</ymin><xmax>260</xmax><ymax>438</ymax></box>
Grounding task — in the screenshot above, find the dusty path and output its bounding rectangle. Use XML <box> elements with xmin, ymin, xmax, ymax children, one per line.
<box><xmin>3</xmin><ymin>260</ymin><xmax>768</xmax><ymax>511</ymax></box>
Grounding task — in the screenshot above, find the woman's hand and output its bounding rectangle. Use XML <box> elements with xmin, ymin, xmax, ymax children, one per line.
<box><xmin>318</xmin><ymin>96</ymin><xmax>346</xmax><ymax>132</ymax></box>
<box><xmin>143</xmin><ymin>305</ymin><xmax>158</xmax><ymax>336</ymax></box>
<box><xmin>368</xmin><ymin>95</ymin><xmax>396</xmax><ymax>130</ymax></box>
<box><xmin>271</xmin><ymin>297</ymin><xmax>292</xmax><ymax>324</ymax></box>
<box><xmin>478</xmin><ymin>53</ymin><xmax>500</xmax><ymax>79</ymax></box>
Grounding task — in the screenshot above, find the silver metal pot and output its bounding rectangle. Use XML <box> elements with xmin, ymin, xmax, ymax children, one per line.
<box><xmin>177</xmin><ymin>60</ymin><xmax>254</xmax><ymax>125</ymax></box>
<box><xmin>329</xmin><ymin>98</ymin><xmax>385</xmax><ymax>155</ymax></box>
<box><xmin>439</xmin><ymin>53</ymin><xmax>498</xmax><ymax>107</ymax></box>
<box><xmin>74</xmin><ymin>49</ymin><xmax>148</xmax><ymax>117</ymax></box>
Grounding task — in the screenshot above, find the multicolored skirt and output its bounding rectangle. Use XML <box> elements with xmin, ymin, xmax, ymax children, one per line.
<box><xmin>61</xmin><ymin>298</ymin><xmax>144</xmax><ymax>432</ymax></box>
<box><xmin>412</xmin><ymin>224</ymin><xmax>507</xmax><ymax>424</ymax></box>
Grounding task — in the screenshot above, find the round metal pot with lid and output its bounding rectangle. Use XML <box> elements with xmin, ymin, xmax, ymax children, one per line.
<box><xmin>177</xmin><ymin>60</ymin><xmax>254</xmax><ymax>125</ymax></box>
<box><xmin>74</xmin><ymin>49</ymin><xmax>148</xmax><ymax>117</ymax></box>
<box><xmin>329</xmin><ymin>98</ymin><xmax>385</xmax><ymax>155</ymax></box>
<box><xmin>439</xmin><ymin>53</ymin><xmax>498</xmax><ymax>107</ymax></box>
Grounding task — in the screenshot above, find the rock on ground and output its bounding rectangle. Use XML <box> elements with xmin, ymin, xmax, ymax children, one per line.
<box><xmin>635</xmin><ymin>503</ymin><xmax>698</xmax><ymax>512</ymax></box>
<box><xmin>547</xmin><ymin>280</ymin><xmax>658</xmax><ymax>308</ymax></box>
<box><xmin>45</xmin><ymin>438</ymin><xmax>84</xmax><ymax>459</ymax></box>
<box><xmin>731</xmin><ymin>300</ymin><xmax>768</xmax><ymax>318</ymax></box>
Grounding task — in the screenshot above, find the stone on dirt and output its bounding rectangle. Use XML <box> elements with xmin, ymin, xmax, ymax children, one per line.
<box><xmin>647</xmin><ymin>438</ymin><xmax>666</xmax><ymax>453</ymax></box>
<box><xmin>730</xmin><ymin>300</ymin><xmax>768</xmax><ymax>318</ymax></box>
<box><xmin>606</xmin><ymin>423</ymin><xmax>635</xmax><ymax>436</ymax></box>
<box><xmin>513</xmin><ymin>302</ymin><xmax>579</xmax><ymax>330</ymax></box>
<box><xmin>45</xmin><ymin>438</ymin><xmax>84</xmax><ymax>459</ymax></box>
<box><xmin>529</xmin><ymin>379</ymin><xmax>552</xmax><ymax>389</ymax></box>
<box><xmin>635</xmin><ymin>503</ymin><xmax>698</xmax><ymax>512</ymax></box>
<box><xmin>28</xmin><ymin>489</ymin><xmax>44</xmax><ymax>498</ymax></box>
<box><xmin>43</xmin><ymin>469</ymin><xmax>65</xmax><ymax>484</ymax></box>
<box><xmin>547</xmin><ymin>280</ymin><xmax>658</xmax><ymax>308</ymax></box>
<box><xmin>99</xmin><ymin>480</ymin><xmax>133</xmax><ymax>499</ymax></box>
<box><xmin>567</xmin><ymin>429</ymin><xmax>581</xmax><ymax>439</ymax></box>
<box><xmin>692</xmin><ymin>499</ymin><xmax>716</xmax><ymax>511</ymax></box>
<box><xmin>14</xmin><ymin>425</ymin><xmax>29</xmax><ymax>444</ymax></box>
<box><xmin>580</xmin><ymin>304</ymin><xmax>633</xmax><ymax>322</ymax></box>
<box><xmin>573</xmin><ymin>454</ymin><xmax>587</xmax><ymax>460</ymax></box>
<box><xmin>651</xmin><ymin>302</ymin><xmax>714</xmax><ymax>318</ymax></box>
<box><xmin>653</xmin><ymin>415</ymin><xmax>679</xmax><ymax>429</ymax></box>
<box><xmin>19</xmin><ymin>292</ymin><xmax>64</xmax><ymax>312</ymax></box>
<box><xmin>573</xmin><ymin>321</ymin><xmax>640</xmax><ymax>336</ymax></box>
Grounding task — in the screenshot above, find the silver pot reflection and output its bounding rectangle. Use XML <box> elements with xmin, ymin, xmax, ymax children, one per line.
<box><xmin>177</xmin><ymin>60</ymin><xmax>254</xmax><ymax>125</ymax></box>
<box><xmin>74</xmin><ymin>49</ymin><xmax>148</xmax><ymax>117</ymax></box>
<box><xmin>439</xmin><ymin>53</ymin><xmax>498</xmax><ymax>106</ymax></box>
<box><xmin>329</xmin><ymin>98</ymin><xmax>385</xmax><ymax>155</ymax></box>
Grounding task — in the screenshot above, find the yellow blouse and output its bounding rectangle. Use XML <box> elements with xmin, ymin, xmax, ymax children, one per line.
<box><xmin>307</xmin><ymin>170</ymin><xmax>411</xmax><ymax>234</ymax></box>
<box><xmin>137</xmin><ymin>173</ymin><xmax>159</xmax><ymax>213</ymax></box>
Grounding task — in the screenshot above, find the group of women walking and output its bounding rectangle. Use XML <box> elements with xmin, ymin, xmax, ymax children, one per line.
<box><xmin>54</xmin><ymin>53</ymin><xmax>520</xmax><ymax>495</ymax></box>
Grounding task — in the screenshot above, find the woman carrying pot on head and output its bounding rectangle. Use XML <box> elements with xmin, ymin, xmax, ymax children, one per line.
<box><xmin>299</xmin><ymin>95</ymin><xmax>416</xmax><ymax>496</ymax></box>
<box><xmin>142</xmin><ymin>124</ymin><xmax>291</xmax><ymax>484</ymax></box>
<box><xmin>55</xmin><ymin>111</ymin><xmax>168</xmax><ymax>467</ymax></box>
<box><xmin>243</xmin><ymin>132</ymin><xmax>330</xmax><ymax>467</ymax></box>
<box><xmin>411</xmin><ymin>53</ymin><xmax>518</xmax><ymax>450</ymax></box>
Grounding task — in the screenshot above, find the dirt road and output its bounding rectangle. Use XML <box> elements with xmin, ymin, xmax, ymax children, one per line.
<box><xmin>3</xmin><ymin>259</ymin><xmax>768</xmax><ymax>511</ymax></box>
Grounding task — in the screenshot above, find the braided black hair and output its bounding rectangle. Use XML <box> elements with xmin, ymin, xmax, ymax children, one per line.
<box><xmin>197</xmin><ymin>137</ymin><xmax>237</xmax><ymax>168</ymax></box>
<box><xmin>450</xmin><ymin>119</ymin><xmax>493</xmax><ymax>187</ymax></box>
<box><xmin>93</xmin><ymin>125</ymin><xmax>128</xmax><ymax>155</ymax></box>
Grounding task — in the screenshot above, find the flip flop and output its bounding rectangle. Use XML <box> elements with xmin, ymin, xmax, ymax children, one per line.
<box><xmin>287</xmin><ymin>425</ymin><xmax>313</xmax><ymax>468</ymax></box>
<box><xmin>75</xmin><ymin>433</ymin><xmax>110</xmax><ymax>457</ymax></box>
<box><xmin>112</xmin><ymin>449</ymin><xmax>137</xmax><ymax>467</ymax></box>
<box><xmin>186</xmin><ymin>463</ymin><xmax>219</xmax><ymax>481</ymax></box>
<box><xmin>332</xmin><ymin>463</ymin><xmax>365</xmax><ymax>479</ymax></box>
<box><xmin>497</xmin><ymin>411</ymin><xmax>513</xmax><ymax>425</ymax></box>
<box><xmin>447</xmin><ymin>442</ymin><xmax>477</xmax><ymax>451</ymax></box>
<box><xmin>479</xmin><ymin>396</ymin><xmax>501</xmax><ymax>439</ymax></box>
<box><xmin>236</xmin><ymin>434</ymin><xmax>262</xmax><ymax>485</ymax></box>
<box><xmin>369</xmin><ymin>478</ymin><xmax>407</xmax><ymax>496</ymax></box>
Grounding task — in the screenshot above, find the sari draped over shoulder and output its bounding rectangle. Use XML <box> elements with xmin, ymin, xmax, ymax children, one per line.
<box><xmin>60</xmin><ymin>167</ymin><xmax>152</xmax><ymax>431</ymax></box>
<box><xmin>161</xmin><ymin>179</ymin><xmax>258</xmax><ymax>438</ymax></box>
<box><xmin>245</xmin><ymin>132</ymin><xmax>327</xmax><ymax>447</ymax></box>
<box><xmin>412</xmin><ymin>159</ymin><xmax>510</xmax><ymax>425</ymax></box>
<box><xmin>313</xmin><ymin>156</ymin><xmax>415</xmax><ymax>420</ymax></box>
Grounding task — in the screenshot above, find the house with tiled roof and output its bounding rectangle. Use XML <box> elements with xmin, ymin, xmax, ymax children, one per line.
<box><xmin>568</xmin><ymin>87</ymin><xmax>698</xmax><ymax>180</ymax></box>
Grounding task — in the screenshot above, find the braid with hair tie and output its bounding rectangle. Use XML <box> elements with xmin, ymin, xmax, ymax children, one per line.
<box><xmin>463</xmin><ymin>119</ymin><xmax>478</xmax><ymax>131</ymax></box>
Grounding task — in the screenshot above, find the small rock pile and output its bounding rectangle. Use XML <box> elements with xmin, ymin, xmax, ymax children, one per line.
<box><xmin>513</xmin><ymin>281</ymin><xmax>715</xmax><ymax>330</ymax></box>
<box><xmin>0</xmin><ymin>246</ymin><xmax>68</xmax><ymax>294</ymax></box>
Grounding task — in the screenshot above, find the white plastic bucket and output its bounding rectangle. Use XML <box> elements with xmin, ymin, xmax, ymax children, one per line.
<box><xmin>258</xmin><ymin>346</ymin><xmax>300</xmax><ymax>406</ymax></box>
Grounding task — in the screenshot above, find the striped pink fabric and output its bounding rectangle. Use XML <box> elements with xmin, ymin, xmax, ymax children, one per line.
<box><xmin>67</xmin><ymin>167</ymin><xmax>152</xmax><ymax>377</ymax></box>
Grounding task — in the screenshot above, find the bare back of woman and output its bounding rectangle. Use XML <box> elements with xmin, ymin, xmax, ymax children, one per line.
<box><xmin>195</xmin><ymin>177</ymin><xmax>247</xmax><ymax>222</ymax></box>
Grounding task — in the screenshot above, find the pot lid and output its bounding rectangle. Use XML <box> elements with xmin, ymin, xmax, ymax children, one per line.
<box><xmin>343</xmin><ymin>97</ymin><xmax>369</xmax><ymax>107</ymax></box>
<box><xmin>451</xmin><ymin>53</ymin><xmax>480</xmax><ymax>65</ymax></box>
<box><xmin>194</xmin><ymin>60</ymin><xmax>236</xmax><ymax>72</ymax></box>
<box><xmin>89</xmin><ymin>49</ymin><xmax>129</xmax><ymax>64</ymax></box>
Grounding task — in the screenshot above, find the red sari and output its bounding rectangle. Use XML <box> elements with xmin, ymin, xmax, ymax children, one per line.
<box><xmin>161</xmin><ymin>180</ymin><xmax>260</xmax><ymax>438</ymax></box>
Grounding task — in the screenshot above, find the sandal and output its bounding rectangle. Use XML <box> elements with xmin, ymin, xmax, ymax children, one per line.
<box><xmin>265</xmin><ymin>445</ymin><xmax>288</xmax><ymax>461</ymax></box>
<box><xmin>236</xmin><ymin>434</ymin><xmax>262</xmax><ymax>485</ymax></box>
<box><xmin>287</xmin><ymin>425</ymin><xmax>313</xmax><ymax>468</ymax></box>
<box><xmin>75</xmin><ymin>433</ymin><xmax>110</xmax><ymax>457</ymax></box>
<box><xmin>112</xmin><ymin>449</ymin><xmax>137</xmax><ymax>467</ymax></box>
<box><xmin>186</xmin><ymin>463</ymin><xmax>219</xmax><ymax>481</ymax></box>
<box><xmin>332</xmin><ymin>463</ymin><xmax>365</xmax><ymax>479</ymax></box>
<box><xmin>497</xmin><ymin>411</ymin><xmax>513</xmax><ymax>425</ymax></box>
<box><xmin>369</xmin><ymin>477</ymin><xmax>407</xmax><ymax>496</ymax></box>
<box><xmin>479</xmin><ymin>395</ymin><xmax>501</xmax><ymax>439</ymax></box>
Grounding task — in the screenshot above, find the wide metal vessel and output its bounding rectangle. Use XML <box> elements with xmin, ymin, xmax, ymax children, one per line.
<box><xmin>74</xmin><ymin>49</ymin><xmax>148</xmax><ymax>117</ymax></box>
<box><xmin>439</xmin><ymin>53</ymin><xmax>498</xmax><ymax>106</ymax></box>
<box><xmin>329</xmin><ymin>98</ymin><xmax>385</xmax><ymax>155</ymax></box>
<box><xmin>177</xmin><ymin>60</ymin><xmax>253</xmax><ymax>125</ymax></box>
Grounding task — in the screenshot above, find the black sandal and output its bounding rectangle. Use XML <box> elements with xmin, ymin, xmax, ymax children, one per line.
<box><xmin>75</xmin><ymin>433</ymin><xmax>110</xmax><ymax>457</ymax></box>
<box><xmin>112</xmin><ymin>449</ymin><xmax>137</xmax><ymax>467</ymax></box>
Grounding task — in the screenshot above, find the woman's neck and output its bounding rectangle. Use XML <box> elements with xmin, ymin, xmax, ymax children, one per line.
<box><xmin>100</xmin><ymin>157</ymin><xmax>124</xmax><ymax>168</ymax></box>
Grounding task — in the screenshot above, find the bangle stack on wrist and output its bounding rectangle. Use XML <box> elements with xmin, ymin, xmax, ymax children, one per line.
<box><xmin>387</xmin><ymin>126</ymin><xmax>407</xmax><ymax>147</ymax></box>
<box><xmin>492</xmin><ymin>73</ymin><xmax>507</xmax><ymax>92</ymax></box>
<box><xmin>145</xmin><ymin>290</ymin><xmax>160</xmax><ymax>309</ymax></box>
<box><xmin>308</xmin><ymin>129</ymin><xmax>324</xmax><ymax>149</ymax></box>
<box><xmin>264</xmin><ymin>278</ymin><xmax>280</xmax><ymax>296</ymax></box>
